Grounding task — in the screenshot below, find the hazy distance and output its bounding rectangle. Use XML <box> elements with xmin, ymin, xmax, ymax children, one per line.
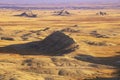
<box><xmin>0</xmin><ymin>0</ymin><xmax>119</xmax><ymax>4</ymax></box>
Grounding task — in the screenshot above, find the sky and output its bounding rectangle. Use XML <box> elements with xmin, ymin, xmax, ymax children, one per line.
<box><xmin>0</xmin><ymin>0</ymin><xmax>119</xmax><ymax>4</ymax></box>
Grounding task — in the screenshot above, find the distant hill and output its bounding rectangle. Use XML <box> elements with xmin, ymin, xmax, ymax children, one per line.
<box><xmin>0</xmin><ymin>0</ymin><xmax>120</xmax><ymax>10</ymax></box>
<box><xmin>0</xmin><ymin>0</ymin><xmax>120</xmax><ymax>4</ymax></box>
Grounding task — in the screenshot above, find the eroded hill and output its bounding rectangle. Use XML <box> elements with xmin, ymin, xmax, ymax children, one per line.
<box><xmin>0</xmin><ymin>9</ymin><xmax>120</xmax><ymax>80</ymax></box>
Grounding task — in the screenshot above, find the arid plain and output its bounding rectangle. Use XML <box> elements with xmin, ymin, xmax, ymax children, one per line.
<box><xmin>0</xmin><ymin>9</ymin><xmax>120</xmax><ymax>80</ymax></box>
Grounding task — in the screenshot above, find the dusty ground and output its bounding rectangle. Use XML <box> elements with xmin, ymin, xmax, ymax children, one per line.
<box><xmin>0</xmin><ymin>9</ymin><xmax>120</xmax><ymax>80</ymax></box>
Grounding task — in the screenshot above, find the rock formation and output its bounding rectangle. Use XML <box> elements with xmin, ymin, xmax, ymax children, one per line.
<box><xmin>38</xmin><ymin>31</ymin><xmax>79</xmax><ymax>55</ymax></box>
<box><xmin>0</xmin><ymin>31</ymin><xmax>79</xmax><ymax>55</ymax></box>
<box><xmin>15</xmin><ymin>10</ymin><xmax>37</xmax><ymax>18</ymax></box>
<box><xmin>55</xmin><ymin>10</ymin><xmax>70</xmax><ymax>16</ymax></box>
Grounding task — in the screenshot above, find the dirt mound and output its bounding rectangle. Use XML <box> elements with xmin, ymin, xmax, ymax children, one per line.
<box><xmin>0</xmin><ymin>31</ymin><xmax>78</xmax><ymax>55</ymax></box>
<box><xmin>96</xmin><ymin>11</ymin><xmax>107</xmax><ymax>16</ymax></box>
<box><xmin>61</xmin><ymin>28</ymin><xmax>80</xmax><ymax>33</ymax></box>
<box><xmin>15</xmin><ymin>10</ymin><xmax>37</xmax><ymax>18</ymax></box>
<box><xmin>38</xmin><ymin>31</ymin><xmax>79</xmax><ymax>55</ymax></box>
<box><xmin>0</xmin><ymin>36</ymin><xmax>14</xmax><ymax>41</ymax></box>
<box><xmin>55</xmin><ymin>10</ymin><xmax>70</xmax><ymax>16</ymax></box>
<box><xmin>90</xmin><ymin>31</ymin><xmax>109</xmax><ymax>38</ymax></box>
<box><xmin>84</xmin><ymin>40</ymin><xmax>115</xmax><ymax>46</ymax></box>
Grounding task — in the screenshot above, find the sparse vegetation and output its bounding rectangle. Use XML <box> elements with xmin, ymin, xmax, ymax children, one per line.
<box><xmin>0</xmin><ymin>8</ymin><xmax>120</xmax><ymax>80</ymax></box>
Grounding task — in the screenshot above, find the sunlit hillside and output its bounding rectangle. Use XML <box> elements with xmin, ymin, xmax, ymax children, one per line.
<box><xmin>0</xmin><ymin>8</ymin><xmax>120</xmax><ymax>80</ymax></box>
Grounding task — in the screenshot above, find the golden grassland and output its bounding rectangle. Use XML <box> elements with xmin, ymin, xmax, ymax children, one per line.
<box><xmin>0</xmin><ymin>9</ymin><xmax>120</xmax><ymax>80</ymax></box>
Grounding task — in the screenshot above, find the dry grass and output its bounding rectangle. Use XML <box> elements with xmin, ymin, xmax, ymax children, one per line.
<box><xmin>0</xmin><ymin>9</ymin><xmax>120</xmax><ymax>80</ymax></box>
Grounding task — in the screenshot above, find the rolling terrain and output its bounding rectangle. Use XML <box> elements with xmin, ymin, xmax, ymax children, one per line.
<box><xmin>0</xmin><ymin>9</ymin><xmax>120</xmax><ymax>80</ymax></box>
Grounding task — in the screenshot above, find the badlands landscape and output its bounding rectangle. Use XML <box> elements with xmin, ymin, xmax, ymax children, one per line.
<box><xmin>0</xmin><ymin>8</ymin><xmax>120</xmax><ymax>80</ymax></box>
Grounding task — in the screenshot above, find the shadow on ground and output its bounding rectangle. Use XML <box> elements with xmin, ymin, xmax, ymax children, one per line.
<box><xmin>0</xmin><ymin>31</ymin><xmax>78</xmax><ymax>56</ymax></box>
<box><xmin>85</xmin><ymin>77</ymin><xmax>120</xmax><ymax>80</ymax></box>
<box><xmin>0</xmin><ymin>41</ymin><xmax>76</xmax><ymax>56</ymax></box>
<box><xmin>75</xmin><ymin>54</ymin><xmax>120</xmax><ymax>79</ymax></box>
<box><xmin>75</xmin><ymin>54</ymin><xmax>120</xmax><ymax>67</ymax></box>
